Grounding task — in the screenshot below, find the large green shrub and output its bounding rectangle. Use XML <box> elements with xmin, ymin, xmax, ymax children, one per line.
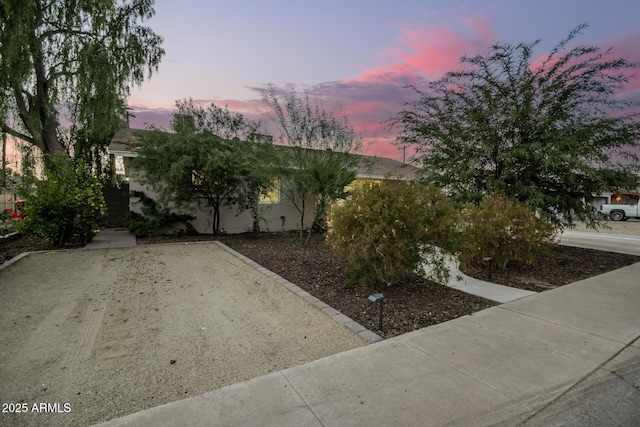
<box><xmin>123</xmin><ymin>191</ymin><xmax>196</xmax><ymax>237</ymax></box>
<box><xmin>17</xmin><ymin>154</ymin><xmax>106</xmax><ymax>247</ymax></box>
<box><xmin>327</xmin><ymin>180</ymin><xmax>459</xmax><ymax>289</ymax></box>
<box><xmin>459</xmin><ymin>193</ymin><xmax>557</xmax><ymax>269</ymax></box>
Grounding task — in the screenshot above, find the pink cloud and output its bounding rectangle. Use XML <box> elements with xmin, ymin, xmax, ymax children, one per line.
<box><xmin>529</xmin><ymin>30</ymin><xmax>640</xmax><ymax>107</ymax></box>
<box><xmin>607</xmin><ymin>33</ymin><xmax>640</xmax><ymax>63</ymax></box>
<box><xmin>606</xmin><ymin>33</ymin><xmax>640</xmax><ymax>95</ymax></box>
<box><xmin>356</xmin><ymin>16</ymin><xmax>496</xmax><ymax>83</ymax></box>
<box><xmin>460</xmin><ymin>16</ymin><xmax>495</xmax><ymax>45</ymax></box>
<box><xmin>128</xmin><ymin>17</ymin><xmax>500</xmax><ymax>162</ymax></box>
<box><xmin>312</xmin><ymin>18</ymin><xmax>497</xmax><ymax>159</ymax></box>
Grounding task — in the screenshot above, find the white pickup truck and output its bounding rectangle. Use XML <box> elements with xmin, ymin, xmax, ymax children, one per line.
<box><xmin>599</xmin><ymin>200</ymin><xmax>640</xmax><ymax>221</ymax></box>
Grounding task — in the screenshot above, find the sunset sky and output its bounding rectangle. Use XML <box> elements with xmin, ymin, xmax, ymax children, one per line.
<box><xmin>126</xmin><ymin>0</ymin><xmax>640</xmax><ymax>161</ymax></box>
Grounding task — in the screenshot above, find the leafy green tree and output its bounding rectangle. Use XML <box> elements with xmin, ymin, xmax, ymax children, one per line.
<box><xmin>0</xmin><ymin>0</ymin><xmax>164</xmax><ymax>158</ymax></box>
<box><xmin>262</xmin><ymin>86</ymin><xmax>361</xmax><ymax>245</ymax></box>
<box><xmin>395</xmin><ymin>24</ymin><xmax>640</xmax><ymax>228</ymax></box>
<box><xmin>135</xmin><ymin>100</ymin><xmax>276</xmax><ymax>234</ymax></box>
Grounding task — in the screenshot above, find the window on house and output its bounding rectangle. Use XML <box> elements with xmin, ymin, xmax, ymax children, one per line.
<box><xmin>260</xmin><ymin>178</ymin><xmax>280</xmax><ymax>204</ymax></box>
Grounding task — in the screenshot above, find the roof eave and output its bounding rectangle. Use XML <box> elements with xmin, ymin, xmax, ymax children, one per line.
<box><xmin>108</xmin><ymin>149</ymin><xmax>138</xmax><ymax>158</ymax></box>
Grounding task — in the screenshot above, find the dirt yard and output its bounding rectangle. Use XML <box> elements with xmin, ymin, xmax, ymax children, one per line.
<box><xmin>0</xmin><ymin>243</ymin><xmax>365</xmax><ymax>427</ymax></box>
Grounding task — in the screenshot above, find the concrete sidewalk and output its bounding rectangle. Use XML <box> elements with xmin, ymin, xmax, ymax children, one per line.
<box><xmin>445</xmin><ymin>229</ymin><xmax>640</xmax><ymax>303</ymax></box>
<box><xmin>443</xmin><ymin>263</ymin><xmax>536</xmax><ymax>303</ymax></box>
<box><xmin>448</xmin><ymin>273</ymin><xmax>536</xmax><ymax>303</ymax></box>
<box><xmin>420</xmin><ymin>248</ymin><xmax>537</xmax><ymax>304</ymax></box>
<box><xmin>82</xmin><ymin>228</ymin><xmax>136</xmax><ymax>250</ymax></box>
<box><xmin>97</xmin><ymin>261</ymin><xmax>640</xmax><ymax>426</ymax></box>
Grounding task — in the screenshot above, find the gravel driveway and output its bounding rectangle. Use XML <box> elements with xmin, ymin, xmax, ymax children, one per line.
<box><xmin>0</xmin><ymin>243</ymin><xmax>365</xmax><ymax>427</ymax></box>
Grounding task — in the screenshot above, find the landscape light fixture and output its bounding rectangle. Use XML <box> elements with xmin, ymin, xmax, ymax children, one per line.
<box><xmin>368</xmin><ymin>293</ymin><xmax>384</xmax><ymax>332</ymax></box>
<box><xmin>483</xmin><ymin>257</ymin><xmax>493</xmax><ymax>279</ymax></box>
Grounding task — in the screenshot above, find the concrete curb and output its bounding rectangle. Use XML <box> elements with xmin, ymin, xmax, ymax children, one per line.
<box><xmin>0</xmin><ymin>251</ymin><xmax>32</xmax><ymax>271</ymax></box>
<box><xmin>0</xmin><ymin>247</ymin><xmax>101</xmax><ymax>271</ymax></box>
<box><xmin>214</xmin><ymin>241</ymin><xmax>384</xmax><ymax>344</ymax></box>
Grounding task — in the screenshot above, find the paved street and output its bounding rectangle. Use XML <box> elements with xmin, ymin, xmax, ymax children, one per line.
<box><xmin>559</xmin><ymin>230</ymin><xmax>640</xmax><ymax>256</ymax></box>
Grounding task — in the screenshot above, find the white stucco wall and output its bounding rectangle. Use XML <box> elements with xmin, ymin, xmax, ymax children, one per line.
<box><xmin>187</xmin><ymin>200</ymin><xmax>314</xmax><ymax>234</ymax></box>
<box><xmin>128</xmin><ymin>173</ymin><xmax>315</xmax><ymax>234</ymax></box>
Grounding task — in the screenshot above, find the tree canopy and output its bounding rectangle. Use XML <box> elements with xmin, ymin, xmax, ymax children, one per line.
<box><xmin>262</xmin><ymin>86</ymin><xmax>361</xmax><ymax>244</ymax></box>
<box><xmin>395</xmin><ymin>24</ymin><xmax>640</xmax><ymax>228</ymax></box>
<box><xmin>0</xmin><ymin>0</ymin><xmax>164</xmax><ymax>158</ymax></box>
<box><xmin>135</xmin><ymin>100</ymin><xmax>275</xmax><ymax>234</ymax></box>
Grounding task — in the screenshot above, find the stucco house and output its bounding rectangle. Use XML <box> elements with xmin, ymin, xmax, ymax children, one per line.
<box><xmin>107</xmin><ymin>128</ymin><xmax>418</xmax><ymax>234</ymax></box>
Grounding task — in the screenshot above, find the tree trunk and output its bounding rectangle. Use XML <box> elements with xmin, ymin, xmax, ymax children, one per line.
<box><xmin>299</xmin><ymin>197</ymin><xmax>306</xmax><ymax>246</ymax></box>
<box><xmin>212</xmin><ymin>205</ymin><xmax>221</xmax><ymax>234</ymax></box>
<box><xmin>42</xmin><ymin>119</ymin><xmax>65</xmax><ymax>153</ymax></box>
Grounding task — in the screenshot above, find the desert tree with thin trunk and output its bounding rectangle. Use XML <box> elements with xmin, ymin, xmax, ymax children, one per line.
<box><xmin>262</xmin><ymin>85</ymin><xmax>361</xmax><ymax>246</ymax></box>
<box><xmin>393</xmin><ymin>24</ymin><xmax>640</xmax><ymax>229</ymax></box>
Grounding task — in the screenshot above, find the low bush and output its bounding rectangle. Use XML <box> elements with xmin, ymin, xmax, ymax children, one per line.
<box><xmin>17</xmin><ymin>154</ymin><xmax>106</xmax><ymax>247</ymax></box>
<box><xmin>327</xmin><ymin>180</ymin><xmax>459</xmax><ymax>289</ymax></box>
<box><xmin>124</xmin><ymin>191</ymin><xmax>196</xmax><ymax>237</ymax></box>
<box><xmin>458</xmin><ymin>193</ymin><xmax>557</xmax><ymax>269</ymax></box>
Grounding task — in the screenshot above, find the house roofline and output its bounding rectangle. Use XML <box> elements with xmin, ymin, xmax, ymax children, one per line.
<box><xmin>108</xmin><ymin>149</ymin><xmax>138</xmax><ymax>158</ymax></box>
<box><xmin>108</xmin><ymin>128</ymin><xmax>419</xmax><ymax>179</ymax></box>
<box><xmin>356</xmin><ymin>173</ymin><xmax>413</xmax><ymax>181</ymax></box>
